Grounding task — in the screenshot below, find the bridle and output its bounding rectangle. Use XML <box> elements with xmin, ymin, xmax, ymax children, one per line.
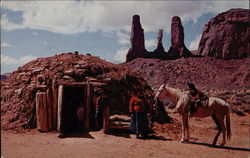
<box><xmin>155</xmin><ymin>84</ymin><xmax>166</xmax><ymax>100</ymax></box>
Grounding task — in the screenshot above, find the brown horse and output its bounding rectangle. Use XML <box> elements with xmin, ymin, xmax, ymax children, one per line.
<box><xmin>154</xmin><ymin>84</ymin><xmax>231</xmax><ymax>146</ymax></box>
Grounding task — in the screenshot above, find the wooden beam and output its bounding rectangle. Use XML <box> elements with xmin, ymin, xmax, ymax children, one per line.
<box><xmin>52</xmin><ymin>79</ymin><xmax>58</xmax><ymax>130</ymax></box>
<box><xmin>103</xmin><ymin>106</ymin><xmax>110</xmax><ymax>134</ymax></box>
<box><xmin>57</xmin><ymin>85</ymin><xmax>64</xmax><ymax>132</ymax></box>
<box><xmin>36</xmin><ymin>91</ymin><xmax>49</xmax><ymax>131</ymax></box>
<box><xmin>46</xmin><ymin>89</ymin><xmax>53</xmax><ymax>131</ymax></box>
<box><xmin>85</xmin><ymin>83</ymin><xmax>91</xmax><ymax>130</ymax></box>
<box><xmin>57</xmin><ymin>83</ymin><xmax>87</xmax><ymax>87</ymax></box>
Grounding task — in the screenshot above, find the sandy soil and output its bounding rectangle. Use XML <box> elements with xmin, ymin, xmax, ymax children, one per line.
<box><xmin>1</xmin><ymin>114</ymin><xmax>249</xmax><ymax>158</ymax></box>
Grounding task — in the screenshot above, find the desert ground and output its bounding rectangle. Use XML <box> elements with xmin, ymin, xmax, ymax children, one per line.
<box><xmin>2</xmin><ymin>113</ymin><xmax>249</xmax><ymax>158</ymax></box>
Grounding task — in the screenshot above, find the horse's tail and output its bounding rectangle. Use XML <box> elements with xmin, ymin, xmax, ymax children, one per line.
<box><xmin>226</xmin><ymin>104</ymin><xmax>231</xmax><ymax>140</ymax></box>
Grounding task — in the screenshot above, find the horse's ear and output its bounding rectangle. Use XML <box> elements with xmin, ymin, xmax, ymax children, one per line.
<box><xmin>163</xmin><ymin>83</ymin><xmax>167</xmax><ymax>88</ymax></box>
<box><xmin>160</xmin><ymin>84</ymin><xmax>165</xmax><ymax>89</ymax></box>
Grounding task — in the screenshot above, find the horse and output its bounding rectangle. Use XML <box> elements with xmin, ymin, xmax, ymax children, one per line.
<box><xmin>154</xmin><ymin>84</ymin><xmax>231</xmax><ymax>146</ymax></box>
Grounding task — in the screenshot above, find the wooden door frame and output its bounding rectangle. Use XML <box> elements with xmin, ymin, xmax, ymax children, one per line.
<box><xmin>57</xmin><ymin>83</ymin><xmax>92</xmax><ymax>132</ymax></box>
<box><xmin>57</xmin><ymin>85</ymin><xmax>64</xmax><ymax>132</ymax></box>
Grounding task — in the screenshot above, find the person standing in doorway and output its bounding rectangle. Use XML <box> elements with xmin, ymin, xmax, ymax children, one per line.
<box><xmin>95</xmin><ymin>91</ymin><xmax>108</xmax><ymax>130</ymax></box>
<box><xmin>129</xmin><ymin>89</ymin><xmax>149</xmax><ymax>138</ymax></box>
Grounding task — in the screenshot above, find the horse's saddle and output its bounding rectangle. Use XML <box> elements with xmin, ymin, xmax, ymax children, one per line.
<box><xmin>190</xmin><ymin>93</ymin><xmax>209</xmax><ymax>108</ymax></box>
<box><xmin>197</xmin><ymin>99</ymin><xmax>209</xmax><ymax>108</ymax></box>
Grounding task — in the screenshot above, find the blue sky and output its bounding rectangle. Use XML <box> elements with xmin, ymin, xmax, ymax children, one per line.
<box><xmin>1</xmin><ymin>1</ymin><xmax>248</xmax><ymax>74</ymax></box>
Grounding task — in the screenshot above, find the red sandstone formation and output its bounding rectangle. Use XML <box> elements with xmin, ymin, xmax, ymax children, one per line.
<box><xmin>126</xmin><ymin>15</ymin><xmax>148</xmax><ymax>62</ymax></box>
<box><xmin>152</xmin><ymin>29</ymin><xmax>168</xmax><ymax>59</ymax></box>
<box><xmin>122</xmin><ymin>56</ymin><xmax>250</xmax><ymax>115</ymax></box>
<box><xmin>167</xmin><ymin>16</ymin><xmax>192</xmax><ymax>59</ymax></box>
<box><xmin>198</xmin><ymin>9</ymin><xmax>250</xmax><ymax>59</ymax></box>
<box><xmin>123</xmin><ymin>57</ymin><xmax>250</xmax><ymax>90</ymax></box>
<box><xmin>126</xmin><ymin>15</ymin><xmax>192</xmax><ymax>62</ymax></box>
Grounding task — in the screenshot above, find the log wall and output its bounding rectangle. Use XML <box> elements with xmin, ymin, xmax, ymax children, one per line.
<box><xmin>52</xmin><ymin>79</ymin><xmax>58</xmax><ymax>130</ymax></box>
<box><xmin>37</xmin><ymin>81</ymin><xmax>110</xmax><ymax>133</ymax></box>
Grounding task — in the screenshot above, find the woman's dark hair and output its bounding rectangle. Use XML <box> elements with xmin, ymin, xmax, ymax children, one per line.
<box><xmin>134</xmin><ymin>89</ymin><xmax>140</xmax><ymax>93</ymax></box>
<box><xmin>187</xmin><ymin>82</ymin><xmax>196</xmax><ymax>90</ymax></box>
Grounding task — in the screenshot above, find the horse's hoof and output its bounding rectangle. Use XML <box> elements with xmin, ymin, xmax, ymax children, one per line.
<box><xmin>212</xmin><ymin>141</ymin><xmax>217</xmax><ymax>146</ymax></box>
<box><xmin>180</xmin><ymin>139</ymin><xmax>189</xmax><ymax>143</ymax></box>
<box><xmin>220</xmin><ymin>140</ymin><xmax>226</xmax><ymax>147</ymax></box>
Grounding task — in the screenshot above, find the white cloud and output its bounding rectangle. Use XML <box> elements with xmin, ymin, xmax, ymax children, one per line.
<box><xmin>2</xmin><ymin>1</ymin><xmax>248</xmax><ymax>35</ymax></box>
<box><xmin>1</xmin><ymin>54</ymin><xmax>37</xmax><ymax>66</ymax></box>
<box><xmin>33</xmin><ymin>31</ymin><xmax>38</xmax><ymax>36</ymax></box>
<box><xmin>1</xmin><ymin>54</ymin><xmax>17</xmax><ymax>65</ymax></box>
<box><xmin>114</xmin><ymin>39</ymin><xmax>157</xmax><ymax>63</ymax></box>
<box><xmin>1</xmin><ymin>13</ymin><xmax>26</xmax><ymax>31</ymax></box>
<box><xmin>114</xmin><ymin>47</ymin><xmax>129</xmax><ymax>63</ymax></box>
<box><xmin>189</xmin><ymin>34</ymin><xmax>202</xmax><ymax>51</ymax></box>
<box><xmin>201</xmin><ymin>1</ymin><xmax>249</xmax><ymax>15</ymax></box>
<box><xmin>1</xmin><ymin>41</ymin><xmax>12</xmax><ymax>48</ymax></box>
<box><xmin>116</xmin><ymin>31</ymin><xmax>130</xmax><ymax>46</ymax></box>
<box><xmin>145</xmin><ymin>39</ymin><xmax>157</xmax><ymax>49</ymax></box>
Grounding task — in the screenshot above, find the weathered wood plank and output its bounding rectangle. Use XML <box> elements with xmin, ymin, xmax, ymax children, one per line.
<box><xmin>36</xmin><ymin>92</ymin><xmax>49</xmax><ymax>131</ymax></box>
<box><xmin>85</xmin><ymin>84</ymin><xmax>91</xmax><ymax>130</ymax></box>
<box><xmin>103</xmin><ymin>106</ymin><xmax>110</xmax><ymax>134</ymax></box>
<box><xmin>52</xmin><ymin>79</ymin><xmax>58</xmax><ymax>130</ymax></box>
<box><xmin>46</xmin><ymin>89</ymin><xmax>53</xmax><ymax>131</ymax></box>
<box><xmin>57</xmin><ymin>85</ymin><xmax>64</xmax><ymax>132</ymax></box>
<box><xmin>56</xmin><ymin>83</ymin><xmax>87</xmax><ymax>87</ymax></box>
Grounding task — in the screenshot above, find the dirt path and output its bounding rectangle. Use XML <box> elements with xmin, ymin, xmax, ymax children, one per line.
<box><xmin>1</xmin><ymin>114</ymin><xmax>249</xmax><ymax>158</ymax></box>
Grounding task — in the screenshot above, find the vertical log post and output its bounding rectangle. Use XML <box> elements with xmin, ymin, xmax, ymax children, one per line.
<box><xmin>36</xmin><ymin>75</ymin><xmax>49</xmax><ymax>132</ymax></box>
<box><xmin>57</xmin><ymin>85</ymin><xmax>64</xmax><ymax>132</ymax></box>
<box><xmin>52</xmin><ymin>78</ymin><xmax>58</xmax><ymax>130</ymax></box>
<box><xmin>46</xmin><ymin>89</ymin><xmax>53</xmax><ymax>131</ymax></box>
<box><xmin>103</xmin><ymin>105</ymin><xmax>110</xmax><ymax>134</ymax></box>
<box><xmin>36</xmin><ymin>91</ymin><xmax>49</xmax><ymax>131</ymax></box>
<box><xmin>85</xmin><ymin>83</ymin><xmax>91</xmax><ymax>130</ymax></box>
<box><xmin>92</xmin><ymin>95</ymin><xmax>98</xmax><ymax>130</ymax></box>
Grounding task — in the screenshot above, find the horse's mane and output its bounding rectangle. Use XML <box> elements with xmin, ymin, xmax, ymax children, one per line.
<box><xmin>164</xmin><ymin>84</ymin><xmax>187</xmax><ymax>96</ymax></box>
<box><xmin>159</xmin><ymin>84</ymin><xmax>189</xmax><ymax>106</ymax></box>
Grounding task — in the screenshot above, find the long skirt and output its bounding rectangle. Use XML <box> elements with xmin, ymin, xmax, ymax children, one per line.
<box><xmin>130</xmin><ymin>112</ymin><xmax>149</xmax><ymax>135</ymax></box>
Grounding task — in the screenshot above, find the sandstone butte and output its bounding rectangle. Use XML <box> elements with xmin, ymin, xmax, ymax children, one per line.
<box><xmin>126</xmin><ymin>8</ymin><xmax>249</xmax><ymax>61</ymax></box>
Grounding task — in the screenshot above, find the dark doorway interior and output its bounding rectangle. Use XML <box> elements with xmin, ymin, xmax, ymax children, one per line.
<box><xmin>61</xmin><ymin>86</ymin><xmax>85</xmax><ymax>133</ymax></box>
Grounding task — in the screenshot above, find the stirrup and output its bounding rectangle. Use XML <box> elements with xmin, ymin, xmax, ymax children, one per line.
<box><xmin>188</xmin><ymin>112</ymin><xmax>194</xmax><ymax>117</ymax></box>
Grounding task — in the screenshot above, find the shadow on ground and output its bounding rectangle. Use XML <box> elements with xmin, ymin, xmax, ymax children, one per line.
<box><xmin>140</xmin><ymin>135</ymin><xmax>172</xmax><ymax>141</ymax></box>
<box><xmin>107</xmin><ymin>127</ymin><xmax>172</xmax><ymax>141</ymax></box>
<box><xmin>189</xmin><ymin>141</ymin><xmax>250</xmax><ymax>152</ymax></box>
<box><xmin>58</xmin><ymin>132</ymin><xmax>95</xmax><ymax>139</ymax></box>
<box><xmin>107</xmin><ymin>127</ymin><xmax>131</xmax><ymax>138</ymax></box>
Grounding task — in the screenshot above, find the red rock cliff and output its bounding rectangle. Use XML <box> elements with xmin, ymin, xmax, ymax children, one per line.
<box><xmin>198</xmin><ymin>9</ymin><xmax>250</xmax><ymax>59</ymax></box>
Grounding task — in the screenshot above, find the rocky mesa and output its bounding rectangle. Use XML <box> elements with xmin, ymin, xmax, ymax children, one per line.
<box><xmin>198</xmin><ymin>9</ymin><xmax>250</xmax><ymax>59</ymax></box>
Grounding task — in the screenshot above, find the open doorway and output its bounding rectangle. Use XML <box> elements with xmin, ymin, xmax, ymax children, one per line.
<box><xmin>60</xmin><ymin>86</ymin><xmax>85</xmax><ymax>133</ymax></box>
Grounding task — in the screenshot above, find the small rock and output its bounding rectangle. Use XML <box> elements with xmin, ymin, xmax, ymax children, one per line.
<box><xmin>62</xmin><ymin>75</ymin><xmax>72</xmax><ymax>80</ymax></box>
